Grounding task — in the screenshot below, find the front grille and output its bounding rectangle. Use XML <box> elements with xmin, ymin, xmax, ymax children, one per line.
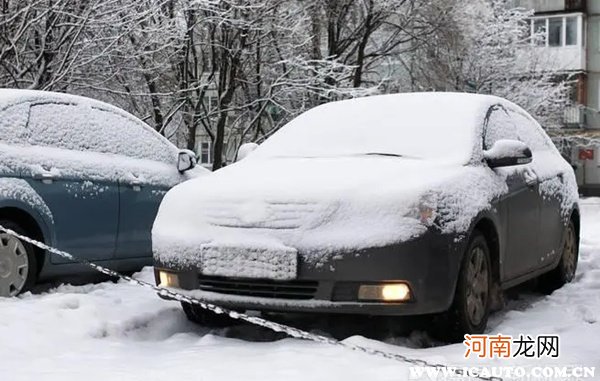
<box><xmin>198</xmin><ymin>276</ymin><xmax>318</xmax><ymax>300</ymax></box>
<box><xmin>331</xmin><ymin>282</ymin><xmax>359</xmax><ymax>301</ymax></box>
<box><xmin>201</xmin><ymin>201</ymin><xmax>332</xmax><ymax>229</ymax></box>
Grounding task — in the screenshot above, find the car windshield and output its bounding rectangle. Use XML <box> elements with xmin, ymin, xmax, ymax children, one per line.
<box><xmin>252</xmin><ymin>93</ymin><xmax>484</xmax><ymax>165</ymax></box>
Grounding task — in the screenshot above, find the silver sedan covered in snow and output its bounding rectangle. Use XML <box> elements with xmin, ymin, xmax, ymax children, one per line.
<box><xmin>152</xmin><ymin>92</ymin><xmax>579</xmax><ymax>341</ymax></box>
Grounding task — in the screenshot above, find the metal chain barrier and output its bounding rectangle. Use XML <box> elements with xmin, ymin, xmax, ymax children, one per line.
<box><xmin>0</xmin><ymin>224</ymin><xmax>503</xmax><ymax>381</ymax></box>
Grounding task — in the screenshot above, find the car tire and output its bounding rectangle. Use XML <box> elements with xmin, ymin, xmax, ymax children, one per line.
<box><xmin>434</xmin><ymin>231</ymin><xmax>491</xmax><ymax>342</ymax></box>
<box><xmin>0</xmin><ymin>220</ymin><xmax>38</xmax><ymax>297</ymax></box>
<box><xmin>538</xmin><ymin>220</ymin><xmax>578</xmax><ymax>293</ymax></box>
<box><xmin>181</xmin><ymin>302</ymin><xmax>238</xmax><ymax>328</ymax></box>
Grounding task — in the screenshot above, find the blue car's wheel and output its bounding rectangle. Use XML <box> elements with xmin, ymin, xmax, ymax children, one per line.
<box><xmin>0</xmin><ymin>220</ymin><xmax>38</xmax><ymax>297</ymax></box>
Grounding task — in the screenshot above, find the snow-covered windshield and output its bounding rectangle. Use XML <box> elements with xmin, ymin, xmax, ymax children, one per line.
<box><xmin>253</xmin><ymin>93</ymin><xmax>486</xmax><ymax>165</ymax></box>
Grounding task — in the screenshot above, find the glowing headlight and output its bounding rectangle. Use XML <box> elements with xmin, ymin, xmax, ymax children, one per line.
<box><xmin>158</xmin><ymin>270</ymin><xmax>180</xmax><ymax>288</ymax></box>
<box><xmin>358</xmin><ymin>283</ymin><xmax>411</xmax><ymax>302</ymax></box>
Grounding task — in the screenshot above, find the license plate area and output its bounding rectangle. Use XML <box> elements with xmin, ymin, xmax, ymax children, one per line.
<box><xmin>199</xmin><ymin>244</ymin><xmax>298</xmax><ymax>281</ymax></box>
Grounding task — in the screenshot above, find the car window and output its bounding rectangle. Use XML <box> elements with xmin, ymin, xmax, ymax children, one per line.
<box><xmin>87</xmin><ymin>107</ymin><xmax>178</xmax><ymax>164</ymax></box>
<box><xmin>252</xmin><ymin>93</ymin><xmax>481</xmax><ymax>165</ymax></box>
<box><xmin>508</xmin><ymin>109</ymin><xmax>554</xmax><ymax>152</ymax></box>
<box><xmin>0</xmin><ymin>102</ymin><xmax>30</xmax><ymax>144</ymax></box>
<box><xmin>27</xmin><ymin>102</ymin><xmax>177</xmax><ymax>164</ymax></box>
<box><xmin>28</xmin><ymin>102</ymin><xmax>88</xmax><ymax>151</ymax></box>
<box><xmin>483</xmin><ymin>105</ymin><xmax>518</xmax><ymax>150</ymax></box>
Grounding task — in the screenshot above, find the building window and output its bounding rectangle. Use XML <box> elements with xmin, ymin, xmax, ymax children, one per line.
<box><xmin>207</xmin><ymin>95</ymin><xmax>218</xmax><ymax>111</ymax></box>
<box><xmin>565</xmin><ymin>17</ymin><xmax>577</xmax><ymax>46</ymax></box>
<box><xmin>200</xmin><ymin>141</ymin><xmax>212</xmax><ymax>164</ymax></box>
<box><xmin>548</xmin><ymin>18</ymin><xmax>563</xmax><ymax>46</ymax></box>
<box><xmin>533</xmin><ymin>18</ymin><xmax>547</xmax><ymax>46</ymax></box>
<box><xmin>530</xmin><ymin>15</ymin><xmax>581</xmax><ymax>47</ymax></box>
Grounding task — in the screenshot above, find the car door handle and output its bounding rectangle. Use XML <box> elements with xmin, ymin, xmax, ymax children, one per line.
<box><xmin>523</xmin><ymin>168</ymin><xmax>538</xmax><ymax>188</ymax></box>
<box><xmin>130</xmin><ymin>180</ymin><xmax>142</xmax><ymax>191</ymax></box>
<box><xmin>32</xmin><ymin>172</ymin><xmax>56</xmax><ymax>184</ymax></box>
<box><xmin>525</xmin><ymin>174</ymin><xmax>538</xmax><ymax>188</ymax></box>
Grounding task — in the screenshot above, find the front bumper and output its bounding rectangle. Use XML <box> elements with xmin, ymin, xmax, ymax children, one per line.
<box><xmin>154</xmin><ymin>231</ymin><xmax>466</xmax><ymax>316</ymax></box>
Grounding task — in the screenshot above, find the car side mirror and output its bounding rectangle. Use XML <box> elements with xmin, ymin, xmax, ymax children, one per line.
<box><xmin>236</xmin><ymin>142</ymin><xmax>259</xmax><ymax>162</ymax></box>
<box><xmin>177</xmin><ymin>150</ymin><xmax>197</xmax><ymax>172</ymax></box>
<box><xmin>484</xmin><ymin>139</ymin><xmax>532</xmax><ymax>168</ymax></box>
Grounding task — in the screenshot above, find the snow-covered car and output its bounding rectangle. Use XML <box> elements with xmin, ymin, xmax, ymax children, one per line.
<box><xmin>152</xmin><ymin>93</ymin><xmax>579</xmax><ymax>340</ymax></box>
<box><xmin>0</xmin><ymin>89</ymin><xmax>206</xmax><ymax>297</ymax></box>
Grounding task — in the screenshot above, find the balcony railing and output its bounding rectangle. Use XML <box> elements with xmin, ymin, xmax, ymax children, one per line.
<box><xmin>564</xmin><ymin>105</ymin><xmax>585</xmax><ymax>127</ymax></box>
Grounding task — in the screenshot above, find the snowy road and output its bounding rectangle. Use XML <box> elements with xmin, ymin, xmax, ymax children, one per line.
<box><xmin>2</xmin><ymin>200</ymin><xmax>600</xmax><ymax>381</ymax></box>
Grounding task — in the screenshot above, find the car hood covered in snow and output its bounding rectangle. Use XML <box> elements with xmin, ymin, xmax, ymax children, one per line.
<box><xmin>152</xmin><ymin>156</ymin><xmax>507</xmax><ymax>267</ymax></box>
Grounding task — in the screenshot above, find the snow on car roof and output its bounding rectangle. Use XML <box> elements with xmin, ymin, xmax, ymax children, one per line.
<box><xmin>0</xmin><ymin>88</ymin><xmax>141</xmax><ymax>122</ymax></box>
<box><xmin>253</xmin><ymin>92</ymin><xmax>517</xmax><ymax>165</ymax></box>
<box><xmin>0</xmin><ymin>88</ymin><xmax>181</xmax><ymax>164</ymax></box>
<box><xmin>0</xmin><ymin>89</ymin><xmax>208</xmax><ymax>186</ymax></box>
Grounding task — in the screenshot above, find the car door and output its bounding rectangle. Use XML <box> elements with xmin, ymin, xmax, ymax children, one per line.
<box><xmin>484</xmin><ymin>105</ymin><xmax>541</xmax><ymax>280</ymax></box>
<box><xmin>0</xmin><ymin>102</ymin><xmax>30</xmax><ymax>178</ymax></box>
<box><xmin>510</xmin><ymin>109</ymin><xmax>566</xmax><ymax>268</ymax></box>
<box><xmin>116</xmin><ymin>164</ymin><xmax>177</xmax><ymax>259</ymax></box>
<box><xmin>80</xmin><ymin>108</ymin><xmax>182</xmax><ymax>260</ymax></box>
<box><xmin>24</xmin><ymin>102</ymin><xmax>120</xmax><ymax>263</ymax></box>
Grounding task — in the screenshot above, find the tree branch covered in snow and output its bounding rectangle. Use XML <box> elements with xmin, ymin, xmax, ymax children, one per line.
<box><xmin>404</xmin><ymin>0</ymin><xmax>571</xmax><ymax>128</ymax></box>
<box><xmin>0</xmin><ymin>0</ymin><xmax>572</xmax><ymax>168</ymax></box>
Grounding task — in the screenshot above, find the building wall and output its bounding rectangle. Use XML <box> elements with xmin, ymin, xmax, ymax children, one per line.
<box><xmin>587</xmin><ymin>5</ymin><xmax>600</xmax><ymax>128</ymax></box>
<box><xmin>514</xmin><ymin>0</ymin><xmax>589</xmax><ymax>12</ymax></box>
<box><xmin>588</xmin><ymin>0</ymin><xmax>600</xmax><ymax>13</ymax></box>
<box><xmin>512</xmin><ymin>0</ymin><xmax>576</xmax><ymax>13</ymax></box>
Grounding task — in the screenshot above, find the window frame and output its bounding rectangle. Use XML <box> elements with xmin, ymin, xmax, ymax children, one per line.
<box><xmin>529</xmin><ymin>13</ymin><xmax>582</xmax><ymax>48</ymax></box>
<box><xmin>565</xmin><ymin>16</ymin><xmax>578</xmax><ymax>46</ymax></box>
<box><xmin>548</xmin><ymin>17</ymin><xmax>564</xmax><ymax>47</ymax></box>
<box><xmin>482</xmin><ymin>104</ymin><xmax>518</xmax><ymax>151</ymax></box>
<box><xmin>199</xmin><ymin>141</ymin><xmax>212</xmax><ymax>164</ymax></box>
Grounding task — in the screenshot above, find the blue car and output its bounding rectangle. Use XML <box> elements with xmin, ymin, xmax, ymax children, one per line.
<box><xmin>0</xmin><ymin>89</ymin><xmax>204</xmax><ymax>297</ymax></box>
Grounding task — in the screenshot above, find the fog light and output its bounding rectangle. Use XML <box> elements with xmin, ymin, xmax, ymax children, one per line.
<box><xmin>158</xmin><ymin>271</ymin><xmax>180</xmax><ymax>288</ymax></box>
<box><xmin>358</xmin><ymin>283</ymin><xmax>411</xmax><ymax>302</ymax></box>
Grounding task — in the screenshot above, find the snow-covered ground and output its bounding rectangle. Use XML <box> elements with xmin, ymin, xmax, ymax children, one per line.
<box><xmin>2</xmin><ymin>199</ymin><xmax>600</xmax><ymax>381</ymax></box>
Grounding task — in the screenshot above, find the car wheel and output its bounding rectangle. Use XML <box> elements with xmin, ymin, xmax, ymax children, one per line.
<box><xmin>435</xmin><ymin>231</ymin><xmax>491</xmax><ymax>342</ymax></box>
<box><xmin>181</xmin><ymin>302</ymin><xmax>238</xmax><ymax>328</ymax></box>
<box><xmin>538</xmin><ymin>220</ymin><xmax>578</xmax><ymax>293</ymax></box>
<box><xmin>0</xmin><ymin>220</ymin><xmax>38</xmax><ymax>297</ymax></box>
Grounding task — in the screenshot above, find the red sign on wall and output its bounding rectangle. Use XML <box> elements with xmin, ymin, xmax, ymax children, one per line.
<box><xmin>579</xmin><ymin>148</ymin><xmax>594</xmax><ymax>161</ymax></box>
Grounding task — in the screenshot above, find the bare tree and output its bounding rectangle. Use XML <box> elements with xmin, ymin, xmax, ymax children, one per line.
<box><xmin>408</xmin><ymin>0</ymin><xmax>570</xmax><ymax>127</ymax></box>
